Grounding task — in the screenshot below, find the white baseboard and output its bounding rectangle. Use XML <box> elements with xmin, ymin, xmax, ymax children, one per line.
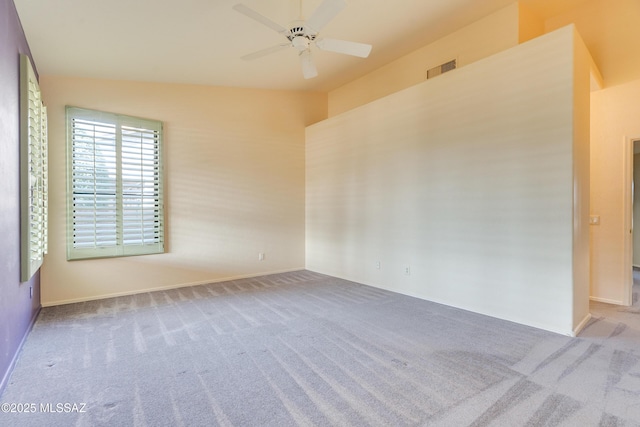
<box><xmin>572</xmin><ymin>313</ymin><xmax>592</xmax><ymax>337</ymax></box>
<box><xmin>589</xmin><ymin>296</ymin><xmax>624</xmax><ymax>305</ymax></box>
<box><xmin>41</xmin><ymin>267</ymin><xmax>305</xmax><ymax>307</ymax></box>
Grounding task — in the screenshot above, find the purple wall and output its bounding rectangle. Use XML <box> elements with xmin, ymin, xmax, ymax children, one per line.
<box><xmin>0</xmin><ymin>0</ymin><xmax>41</xmax><ymax>395</ymax></box>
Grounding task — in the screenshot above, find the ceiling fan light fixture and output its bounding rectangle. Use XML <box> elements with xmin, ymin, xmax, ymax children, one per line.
<box><xmin>292</xmin><ymin>36</ymin><xmax>309</xmax><ymax>52</ymax></box>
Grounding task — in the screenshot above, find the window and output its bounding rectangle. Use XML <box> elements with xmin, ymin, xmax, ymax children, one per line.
<box><xmin>66</xmin><ymin>107</ymin><xmax>164</xmax><ymax>260</ymax></box>
<box><xmin>20</xmin><ymin>54</ymin><xmax>48</xmax><ymax>281</ymax></box>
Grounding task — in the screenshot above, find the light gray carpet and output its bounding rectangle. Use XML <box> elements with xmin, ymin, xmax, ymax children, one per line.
<box><xmin>1</xmin><ymin>270</ymin><xmax>639</xmax><ymax>426</ymax></box>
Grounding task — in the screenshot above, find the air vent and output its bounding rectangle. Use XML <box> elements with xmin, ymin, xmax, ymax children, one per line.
<box><xmin>426</xmin><ymin>59</ymin><xmax>457</xmax><ymax>79</ymax></box>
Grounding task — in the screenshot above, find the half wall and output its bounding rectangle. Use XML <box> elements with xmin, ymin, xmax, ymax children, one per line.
<box><xmin>306</xmin><ymin>26</ymin><xmax>591</xmax><ymax>335</ymax></box>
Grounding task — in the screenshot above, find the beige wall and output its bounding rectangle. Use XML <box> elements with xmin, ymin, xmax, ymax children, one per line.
<box><xmin>306</xmin><ymin>27</ymin><xmax>590</xmax><ymax>336</ymax></box>
<box><xmin>590</xmin><ymin>79</ymin><xmax>640</xmax><ymax>304</ymax></box>
<box><xmin>543</xmin><ymin>0</ymin><xmax>640</xmax><ymax>304</ymax></box>
<box><xmin>40</xmin><ymin>76</ymin><xmax>327</xmax><ymax>306</ymax></box>
<box><xmin>327</xmin><ymin>3</ymin><xmax>520</xmax><ymax>117</ymax></box>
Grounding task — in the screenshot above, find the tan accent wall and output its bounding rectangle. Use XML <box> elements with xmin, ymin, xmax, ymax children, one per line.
<box><xmin>544</xmin><ymin>0</ymin><xmax>640</xmax><ymax>88</ymax></box>
<box><xmin>518</xmin><ymin>1</ymin><xmax>544</xmax><ymax>43</ymax></box>
<box><xmin>327</xmin><ymin>3</ymin><xmax>520</xmax><ymax>117</ymax></box>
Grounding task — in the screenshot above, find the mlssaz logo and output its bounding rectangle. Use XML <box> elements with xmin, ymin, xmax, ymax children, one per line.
<box><xmin>39</xmin><ymin>403</ymin><xmax>87</xmax><ymax>413</ymax></box>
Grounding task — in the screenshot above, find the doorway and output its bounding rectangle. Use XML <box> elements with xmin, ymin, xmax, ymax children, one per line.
<box><xmin>634</xmin><ymin>140</ymin><xmax>640</xmax><ymax>268</ymax></box>
<box><xmin>624</xmin><ymin>138</ymin><xmax>640</xmax><ymax>306</ymax></box>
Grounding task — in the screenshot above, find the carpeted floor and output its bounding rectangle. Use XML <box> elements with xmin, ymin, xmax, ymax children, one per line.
<box><xmin>1</xmin><ymin>270</ymin><xmax>639</xmax><ymax>426</ymax></box>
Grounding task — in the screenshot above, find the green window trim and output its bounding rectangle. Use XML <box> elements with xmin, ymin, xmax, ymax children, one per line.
<box><xmin>66</xmin><ymin>107</ymin><xmax>165</xmax><ymax>260</ymax></box>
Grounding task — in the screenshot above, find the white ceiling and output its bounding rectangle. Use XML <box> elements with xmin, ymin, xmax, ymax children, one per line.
<box><xmin>14</xmin><ymin>0</ymin><xmax>588</xmax><ymax>92</ymax></box>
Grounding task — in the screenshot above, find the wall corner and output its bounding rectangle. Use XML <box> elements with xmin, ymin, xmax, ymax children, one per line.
<box><xmin>572</xmin><ymin>27</ymin><xmax>592</xmax><ymax>333</ymax></box>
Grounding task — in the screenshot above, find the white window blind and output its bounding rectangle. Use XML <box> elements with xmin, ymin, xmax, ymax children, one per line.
<box><xmin>66</xmin><ymin>107</ymin><xmax>164</xmax><ymax>260</ymax></box>
<box><xmin>20</xmin><ymin>54</ymin><xmax>48</xmax><ymax>282</ymax></box>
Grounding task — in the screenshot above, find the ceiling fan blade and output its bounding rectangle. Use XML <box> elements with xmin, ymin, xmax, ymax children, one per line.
<box><xmin>305</xmin><ymin>0</ymin><xmax>346</xmax><ymax>33</ymax></box>
<box><xmin>300</xmin><ymin>50</ymin><xmax>318</xmax><ymax>79</ymax></box>
<box><xmin>241</xmin><ymin>44</ymin><xmax>290</xmax><ymax>61</ymax></box>
<box><xmin>233</xmin><ymin>3</ymin><xmax>287</xmax><ymax>34</ymax></box>
<box><xmin>315</xmin><ymin>38</ymin><xmax>372</xmax><ymax>58</ymax></box>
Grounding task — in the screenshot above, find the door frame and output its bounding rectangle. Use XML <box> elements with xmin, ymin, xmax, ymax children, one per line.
<box><xmin>622</xmin><ymin>135</ymin><xmax>640</xmax><ymax>306</ymax></box>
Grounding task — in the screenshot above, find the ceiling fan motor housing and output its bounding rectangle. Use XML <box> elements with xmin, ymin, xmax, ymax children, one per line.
<box><xmin>287</xmin><ymin>23</ymin><xmax>316</xmax><ymax>40</ymax></box>
<box><xmin>288</xmin><ymin>23</ymin><xmax>316</xmax><ymax>52</ymax></box>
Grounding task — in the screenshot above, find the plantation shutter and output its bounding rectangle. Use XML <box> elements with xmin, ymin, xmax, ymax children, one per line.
<box><xmin>121</xmin><ymin>125</ymin><xmax>162</xmax><ymax>246</ymax></box>
<box><xmin>20</xmin><ymin>54</ymin><xmax>48</xmax><ymax>281</ymax></box>
<box><xmin>70</xmin><ymin>118</ymin><xmax>118</xmax><ymax>250</ymax></box>
<box><xmin>67</xmin><ymin>107</ymin><xmax>164</xmax><ymax>260</ymax></box>
<box><xmin>41</xmin><ymin>106</ymin><xmax>48</xmax><ymax>255</ymax></box>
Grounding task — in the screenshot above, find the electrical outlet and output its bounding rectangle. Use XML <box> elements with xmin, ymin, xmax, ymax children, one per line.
<box><xmin>376</xmin><ymin>261</ymin><xmax>381</xmax><ymax>269</ymax></box>
<box><xmin>404</xmin><ymin>266</ymin><xmax>411</xmax><ymax>276</ymax></box>
<box><xmin>258</xmin><ymin>252</ymin><xmax>265</xmax><ymax>261</ymax></box>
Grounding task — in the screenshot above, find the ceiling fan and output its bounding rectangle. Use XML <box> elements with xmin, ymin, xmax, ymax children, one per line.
<box><xmin>232</xmin><ymin>0</ymin><xmax>372</xmax><ymax>79</ymax></box>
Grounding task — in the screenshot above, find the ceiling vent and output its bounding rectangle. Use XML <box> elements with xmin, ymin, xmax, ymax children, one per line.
<box><xmin>426</xmin><ymin>59</ymin><xmax>457</xmax><ymax>79</ymax></box>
